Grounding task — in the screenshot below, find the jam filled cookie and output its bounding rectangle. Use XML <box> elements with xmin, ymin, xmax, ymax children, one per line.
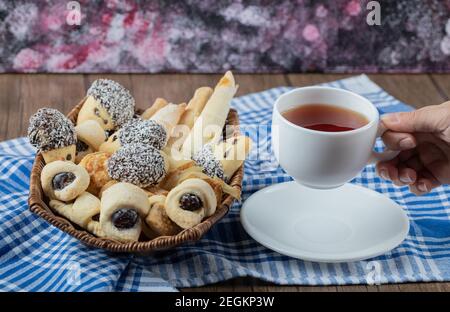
<box><xmin>77</xmin><ymin>79</ymin><xmax>135</xmax><ymax>130</ymax></box>
<box><xmin>49</xmin><ymin>192</ymin><xmax>103</xmax><ymax>236</ymax></box>
<box><xmin>99</xmin><ymin>119</ymin><xmax>168</xmax><ymax>154</ymax></box>
<box><xmin>165</xmin><ymin>178</ymin><xmax>217</xmax><ymax>229</ymax></box>
<box><xmin>79</xmin><ymin>152</ymin><xmax>112</xmax><ymax>196</ymax></box>
<box><xmin>160</xmin><ymin>164</ymin><xmax>241</xmax><ymax>200</ymax></box>
<box><xmin>75</xmin><ymin>120</ymin><xmax>107</xmax><ymax>163</ymax></box>
<box><xmin>145</xmin><ymin>195</ymin><xmax>181</xmax><ymax>237</ymax></box>
<box><xmin>41</xmin><ymin>160</ymin><xmax>90</xmax><ymax>201</ymax></box>
<box><xmin>193</xmin><ymin>135</ymin><xmax>251</xmax><ymax>181</ymax></box>
<box><xmin>107</xmin><ymin>143</ymin><xmax>169</xmax><ymax>188</ymax></box>
<box><xmin>100</xmin><ymin>182</ymin><xmax>150</xmax><ymax>242</ymax></box>
<box><xmin>28</xmin><ymin>108</ymin><xmax>77</xmax><ymax>164</ymax></box>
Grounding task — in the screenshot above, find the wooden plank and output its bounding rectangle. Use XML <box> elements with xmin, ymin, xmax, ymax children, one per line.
<box><xmin>288</xmin><ymin>74</ymin><xmax>444</xmax><ymax>109</ymax></box>
<box><xmin>368</xmin><ymin>74</ymin><xmax>444</xmax><ymax>109</ymax></box>
<box><xmin>235</xmin><ymin>74</ymin><xmax>289</xmax><ymax>96</ymax></box>
<box><xmin>182</xmin><ymin>277</ymin><xmax>257</xmax><ymax>292</ymax></box>
<box><xmin>286</xmin><ymin>74</ymin><xmax>352</xmax><ymax>87</ymax></box>
<box><xmin>0</xmin><ymin>74</ymin><xmax>22</xmax><ymax>141</ymax></box>
<box><xmin>16</xmin><ymin>74</ymin><xmax>85</xmax><ymax>141</ymax></box>
<box><xmin>430</xmin><ymin>74</ymin><xmax>450</xmax><ymax>100</ymax></box>
<box><xmin>130</xmin><ymin>74</ymin><xmax>220</xmax><ymax>111</ymax></box>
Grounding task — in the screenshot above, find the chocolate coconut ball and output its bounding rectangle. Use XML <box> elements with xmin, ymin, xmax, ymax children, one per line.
<box><xmin>192</xmin><ymin>144</ymin><xmax>224</xmax><ymax>180</ymax></box>
<box><xmin>87</xmin><ymin>79</ymin><xmax>135</xmax><ymax>128</ymax></box>
<box><xmin>107</xmin><ymin>143</ymin><xmax>167</xmax><ymax>187</ymax></box>
<box><xmin>28</xmin><ymin>108</ymin><xmax>77</xmax><ymax>152</ymax></box>
<box><xmin>119</xmin><ymin>119</ymin><xmax>167</xmax><ymax>150</ymax></box>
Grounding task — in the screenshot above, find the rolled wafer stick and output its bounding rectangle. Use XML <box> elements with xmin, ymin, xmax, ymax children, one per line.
<box><xmin>181</xmin><ymin>71</ymin><xmax>238</xmax><ymax>159</ymax></box>
<box><xmin>150</xmin><ymin>103</ymin><xmax>186</xmax><ymax>135</ymax></box>
<box><xmin>141</xmin><ymin>98</ymin><xmax>168</xmax><ymax>120</ymax></box>
<box><xmin>182</xmin><ymin>87</ymin><xmax>213</xmax><ymax>128</ymax></box>
<box><xmin>167</xmin><ymin>87</ymin><xmax>213</xmax><ymax>149</ymax></box>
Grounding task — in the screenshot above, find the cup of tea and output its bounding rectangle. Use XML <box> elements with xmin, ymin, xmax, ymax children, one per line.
<box><xmin>272</xmin><ymin>86</ymin><xmax>397</xmax><ymax>189</ymax></box>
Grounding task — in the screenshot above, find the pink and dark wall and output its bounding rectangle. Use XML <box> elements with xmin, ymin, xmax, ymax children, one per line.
<box><xmin>1</xmin><ymin>0</ymin><xmax>449</xmax><ymax>73</ymax></box>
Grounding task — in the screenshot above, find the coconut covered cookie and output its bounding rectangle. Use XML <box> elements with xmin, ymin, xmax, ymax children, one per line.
<box><xmin>107</xmin><ymin>144</ymin><xmax>169</xmax><ymax>188</ymax></box>
<box><xmin>28</xmin><ymin>108</ymin><xmax>77</xmax><ymax>163</ymax></box>
<box><xmin>99</xmin><ymin>119</ymin><xmax>168</xmax><ymax>154</ymax></box>
<box><xmin>193</xmin><ymin>135</ymin><xmax>251</xmax><ymax>182</ymax></box>
<box><xmin>77</xmin><ymin>79</ymin><xmax>135</xmax><ymax>130</ymax></box>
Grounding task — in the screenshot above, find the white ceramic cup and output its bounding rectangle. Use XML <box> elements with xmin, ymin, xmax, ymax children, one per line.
<box><xmin>272</xmin><ymin>86</ymin><xmax>397</xmax><ymax>189</ymax></box>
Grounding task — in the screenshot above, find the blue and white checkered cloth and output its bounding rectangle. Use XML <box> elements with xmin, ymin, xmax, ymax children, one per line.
<box><xmin>1</xmin><ymin>75</ymin><xmax>449</xmax><ymax>291</ymax></box>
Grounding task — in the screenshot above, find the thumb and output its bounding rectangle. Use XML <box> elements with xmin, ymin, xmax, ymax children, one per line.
<box><xmin>381</xmin><ymin>103</ymin><xmax>449</xmax><ymax>133</ymax></box>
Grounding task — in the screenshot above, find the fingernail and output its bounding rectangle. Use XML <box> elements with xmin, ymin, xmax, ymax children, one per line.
<box><xmin>399</xmin><ymin>138</ymin><xmax>415</xmax><ymax>149</ymax></box>
<box><xmin>400</xmin><ymin>173</ymin><xmax>413</xmax><ymax>183</ymax></box>
<box><xmin>379</xmin><ymin>169</ymin><xmax>389</xmax><ymax>180</ymax></box>
<box><xmin>382</xmin><ymin>113</ymin><xmax>400</xmax><ymax>124</ymax></box>
<box><xmin>418</xmin><ymin>182</ymin><xmax>429</xmax><ymax>193</ymax></box>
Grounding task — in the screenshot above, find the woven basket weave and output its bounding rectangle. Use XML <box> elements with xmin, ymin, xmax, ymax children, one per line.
<box><xmin>28</xmin><ymin>98</ymin><xmax>244</xmax><ymax>252</ymax></box>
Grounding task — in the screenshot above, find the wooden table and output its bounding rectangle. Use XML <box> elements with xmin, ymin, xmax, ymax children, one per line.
<box><xmin>1</xmin><ymin>73</ymin><xmax>449</xmax><ymax>292</ymax></box>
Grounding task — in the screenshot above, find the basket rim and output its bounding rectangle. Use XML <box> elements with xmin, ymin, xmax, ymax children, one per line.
<box><xmin>28</xmin><ymin>98</ymin><xmax>243</xmax><ymax>253</ymax></box>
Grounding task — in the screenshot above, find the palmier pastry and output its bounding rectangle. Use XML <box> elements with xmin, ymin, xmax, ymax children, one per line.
<box><xmin>145</xmin><ymin>195</ymin><xmax>181</xmax><ymax>236</ymax></box>
<box><xmin>41</xmin><ymin>160</ymin><xmax>90</xmax><ymax>201</ymax></box>
<box><xmin>75</xmin><ymin>120</ymin><xmax>107</xmax><ymax>163</ymax></box>
<box><xmin>77</xmin><ymin>79</ymin><xmax>135</xmax><ymax>130</ymax></box>
<box><xmin>107</xmin><ymin>144</ymin><xmax>169</xmax><ymax>188</ymax></box>
<box><xmin>49</xmin><ymin>192</ymin><xmax>103</xmax><ymax>236</ymax></box>
<box><xmin>181</xmin><ymin>71</ymin><xmax>238</xmax><ymax>158</ymax></box>
<box><xmin>28</xmin><ymin>108</ymin><xmax>77</xmax><ymax>163</ymax></box>
<box><xmin>193</xmin><ymin>135</ymin><xmax>251</xmax><ymax>181</ymax></box>
<box><xmin>79</xmin><ymin>152</ymin><xmax>112</xmax><ymax>196</ymax></box>
<box><xmin>100</xmin><ymin>182</ymin><xmax>150</xmax><ymax>242</ymax></box>
<box><xmin>165</xmin><ymin>178</ymin><xmax>217</xmax><ymax>229</ymax></box>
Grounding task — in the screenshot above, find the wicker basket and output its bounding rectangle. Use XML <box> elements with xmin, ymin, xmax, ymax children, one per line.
<box><xmin>28</xmin><ymin>98</ymin><xmax>244</xmax><ymax>253</ymax></box>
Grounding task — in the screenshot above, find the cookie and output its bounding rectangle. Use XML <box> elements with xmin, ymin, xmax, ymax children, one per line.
<box><xmin>41</xmin><ymin>160</ymin><xmax>90</xmax><ymax>201</ymax></box>
<box><xmin>79</xmin><ymin>152</ymin><xmax>112</xmax><ymax>196</ymax></box>
<box><xmin>75</xmin><ymin>120</ymin><xmax>107</xmax><ymax>163</ymax></box>
<box><xmin>181</xmin><ymin>71</ymin><xmax>237</xmax><ymax>158</ymax></box>
<box><xmin>77</xmin><ymin>79</ymin><xmax>135</xmax><ymax>130</ymax></box>
<box><xmin>193</xmin><ymin>135</ymin><xmax>251</xmax><ymax>181</ymax></box>
<box><xmin>145</xmin><ymin>195</ymin><xmax>181</xmax><ymax>236</ymax></box>
<box><xmin>28</xmin><ymin>108</ymin><xmax>77</xmax><ymax>163</ymax></box>
<box><xmin>49</xmin><ymin>192</ymin><xmax>102</xmax><ymax>236</ymax></box>
<box><xmin>107</xmin><ymin>144</ymin><xmax>169</xmax><ymax>188</ymax></box>
<box><xmin>99</xmin><ymin>119</ymin><xmax>168</xmax><ymax>154</ymax></box>
<box><xmin>165</xmin><ymin>178</ymin><xmax>217</xmax><ymax>229</ymax></box>
<box><xmin>100</xmin><ymin>182</ymin><xmax>150</xmax><ymax>242</ymax></box>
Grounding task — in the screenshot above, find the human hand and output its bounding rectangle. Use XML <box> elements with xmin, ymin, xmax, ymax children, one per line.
<box><xmin>377</xmin><ymin>101</ymin><xmax>450</xmax><ymax>195</ymax></box>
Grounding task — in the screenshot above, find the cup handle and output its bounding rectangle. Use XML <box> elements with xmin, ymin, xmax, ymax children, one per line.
<box><xmin>367</xmin><ymin>122</ymin><xmax>400</xmax><ymax>165</ymax></box>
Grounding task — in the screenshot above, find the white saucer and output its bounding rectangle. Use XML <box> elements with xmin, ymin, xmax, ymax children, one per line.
<box><xmin>240</xmin><ymin>182</ymin><xmax>409</xmax><ymax>263</ymax></box>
